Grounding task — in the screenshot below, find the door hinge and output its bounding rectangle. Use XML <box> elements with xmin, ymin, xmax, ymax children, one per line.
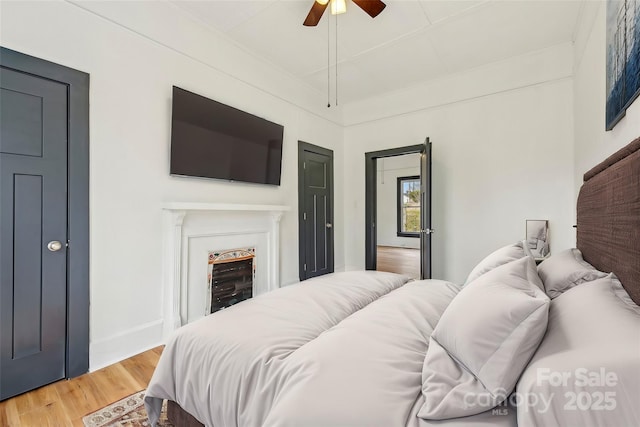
<box><xmin>303</xmin><ymin>212</ymin><xmax>307</xmax><ymax>220</ymax></box>
<box><xmin>303</xmin><ymin>162</ymin><xmax>306</xmax><ymax>169</ymax></box>
<box><xmin>303</xmin><ymin>263</ymin><xmax>307</xmax><ymax>271</ymax></box>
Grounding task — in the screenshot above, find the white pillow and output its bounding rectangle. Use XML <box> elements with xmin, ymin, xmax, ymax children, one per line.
<box><xmin>419</xmin><ymin>257</ymin><xmax>550</xmax><ymax>420</ymax></box>
<box><xmin>537</xmin><ymin>248</ymin><xmax>608</xmax><ymax>298</ymax></box>
<box><xmin>465</xmin><ymin>241</ymin><xmax>529</xmax><ymax>285</ymax></box>
<box><xmin>608</xmin><ymin>273</ymin><xmax>640</xmax><ymax>314</ymax></box>
<box><xmin>516</xmin><ymin>274</ymin><xmax>640</xmax><ymax>427</ymax></box>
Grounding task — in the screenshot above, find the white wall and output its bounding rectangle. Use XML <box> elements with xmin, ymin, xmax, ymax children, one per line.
<box><xmin>1</xmin><ymin>0</ymin><xmax>345</xmax><ymax>370</ymax></box>
<box><xmin>376</xmin><ymin>154</ymin><xmax>421</xmax><ymax>249</ymax></box>
<box><xmin>343</xmin><ymin>44</ymin><xmax>576</xmax><ymax>284</ymax></box>
<box><xmin>573</xmin><ymin>1</ymin><xmax>640</xmax><ymax>195</ymax></box>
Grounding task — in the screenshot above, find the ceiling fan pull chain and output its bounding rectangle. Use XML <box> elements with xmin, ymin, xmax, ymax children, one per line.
<box><xmin>336</xmin><ymin>11</ymin><xmax>339</xmax><ymax>106</ymax></box>
<box><xmin>327</xmin><ymin>9</ymin><xmax>331</xmax><ymax>108</ymax></box>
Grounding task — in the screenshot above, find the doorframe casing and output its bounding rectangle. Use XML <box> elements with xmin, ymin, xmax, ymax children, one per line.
<box><xmin>1</xmin><ymin>47</ymin><xmax>90</xmax><ymax>378</ymax></box>
<box><xmin>298</xmin><ymin>141</ymin><xmax>334</xmax><ymax>281</ymax></box>
<box><xmin>365</xmin><ymin>144</ymin><xmax>425</xmax><ymax>273</ymax></box>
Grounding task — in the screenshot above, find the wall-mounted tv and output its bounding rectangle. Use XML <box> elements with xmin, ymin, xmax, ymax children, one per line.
<box><xmin>170</xmin><ymin>86</ymin><xmax>284</xmax><ymax>185</ymax></box>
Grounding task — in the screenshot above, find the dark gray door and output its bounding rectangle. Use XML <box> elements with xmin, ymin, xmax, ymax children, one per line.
<box><xmin>1</xmin><ymin>67</ymin><xmax>69</xmax><ymax>399</ymax></box>
<box><xmin>298</xmin><ymin>142</ymin><xmax>334</xmax><ymax>280</ymax></box>
<box><xmin>420</xmin><ymin>139</ymin><xmax>433</xmax><ymax>279</ymax></box>
<box><xmin>364</xmin><ymin>142</ymin><xmax>431</xmax><ymax>278</ymax></box>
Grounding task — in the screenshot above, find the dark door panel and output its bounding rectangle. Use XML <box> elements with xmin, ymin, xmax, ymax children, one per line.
<box><xmin>0</xmin><ymin>67</ymin><xmax>69</xmax><ymax>400</ymax></box>
<box><xmin>420</xmin><ymin>139</ymin><xmax>432</xmax><ymax>279</ymax></box>
<box><xmin>305</xmin><ymin>193</ymin><xmax>330</xmax><ymax>273</ymax></box>
<box><xmin>298</xmin><ymin>142</ymin><xmax>334</xmax><ymax>280</ymax></box>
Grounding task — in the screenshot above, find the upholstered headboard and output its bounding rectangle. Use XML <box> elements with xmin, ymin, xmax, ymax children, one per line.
<box><xmin>576</xmin><ymin>137</ymin><xmax>640</xmax><ymax>305</ymax></box>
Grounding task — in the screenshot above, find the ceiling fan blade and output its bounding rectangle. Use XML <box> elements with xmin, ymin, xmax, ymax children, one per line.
<box><xmin>352</xmin><ymin>0</ymin><xmax>386</xmax><ymax>18</ymax></box>
<box><xmin>303</xmin><ymin>1</ymin><xmax>329</xmax><ymax>26</ymax></box>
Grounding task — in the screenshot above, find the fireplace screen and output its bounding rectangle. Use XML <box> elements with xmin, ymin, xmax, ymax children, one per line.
<box><xmin>206</xmin><ymin>248</ymin><xmax>255</xmax><ymax>314</ymax></box>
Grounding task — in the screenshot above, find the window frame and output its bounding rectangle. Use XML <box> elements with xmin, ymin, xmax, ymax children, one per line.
<box><xmin>397</xmin><ymin>175</ymin><xmax>421</xmax><ymax>238</ymax></box>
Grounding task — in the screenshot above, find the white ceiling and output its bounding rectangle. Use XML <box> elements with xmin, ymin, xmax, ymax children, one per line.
<box><xmin>169</xmin><ymin>0</ymin><xmax>584</xmax><ymax>105</ymax></box>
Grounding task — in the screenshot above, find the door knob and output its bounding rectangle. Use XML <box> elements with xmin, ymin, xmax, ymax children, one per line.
<box><xmin>326</xmin><ymin>223</ymin><xmax>333</xmax><ymax>229</ymax></box>
<box><xmin>47</xmin><ymin>241</ymin><xmax>63</xmax><ymax>252</ymax></box>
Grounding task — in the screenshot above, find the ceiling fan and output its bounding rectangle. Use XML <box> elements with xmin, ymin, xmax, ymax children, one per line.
<box><xmin>303</xmin><ymin>0</ymin><xmax>386</xmax><ymax>26</ymax></box>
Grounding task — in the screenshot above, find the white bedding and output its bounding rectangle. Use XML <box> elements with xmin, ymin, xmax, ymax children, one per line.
<box><xmin>144</xmin><ymin>271</ymin><xmax>517</xmax><ymax>427</ymax></box>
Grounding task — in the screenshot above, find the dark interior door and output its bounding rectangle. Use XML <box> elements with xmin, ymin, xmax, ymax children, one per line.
<box><xmin>420</xmin><ymin>139</ymin><xmax>433</xmax><ymax>279</ymax></box>
<box><xmin>298</xmin><ymin>142</ymin><xmax>334</xmax><ymax>280</ymax></box>
<box><xmin>365</xmin><ymin>142</ymin><xmax>432</xmax><ymax>278</ymax></box>
<box><xmin>0</xmin><ymin>67</ymin><xmax>69</xmax><ymax>399</ymax></box>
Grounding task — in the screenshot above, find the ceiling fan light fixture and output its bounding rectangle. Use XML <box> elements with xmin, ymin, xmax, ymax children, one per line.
<box><xmin>330</xmin><ymin>0</ymin><xmax>347</xmax><ymax>15</ymax></box>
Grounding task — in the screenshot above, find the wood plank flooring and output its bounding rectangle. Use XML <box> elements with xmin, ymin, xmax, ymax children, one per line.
<box><xmin>376</xmin><ymin>245</ymin><xmax>420</xmax><ymax>278</ymax></box>
<box><xmin>0</xmin><ymin>346</ymin><xmax>163</xmax><ymax>426</ymax></box>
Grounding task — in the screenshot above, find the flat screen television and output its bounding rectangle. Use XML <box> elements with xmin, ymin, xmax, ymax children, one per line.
<box><xmin>170</xmin><ymin>86</ymin><xmax>284</xmax><ymax>185</ymax></box>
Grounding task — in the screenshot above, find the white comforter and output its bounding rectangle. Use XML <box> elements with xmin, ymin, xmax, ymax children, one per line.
<box><xmin>145</xmin><ymin>271</ymin><xmax>516</xmax><ymax>427</ymax></box>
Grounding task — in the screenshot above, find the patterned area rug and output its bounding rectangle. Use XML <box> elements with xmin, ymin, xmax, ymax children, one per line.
<box><xmin>83</xmin><ymin>390</ymin><xmax>173</xmax><ymax>427</ymax></box>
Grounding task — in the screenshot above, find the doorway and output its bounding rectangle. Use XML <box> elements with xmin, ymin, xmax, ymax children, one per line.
<box><xmin>298</xmin><ymin>141</ymin><xmax>334</xmax><ymax>281</ymax></box>
<box><xmin>375</xmin><ymin>154</ymin><xmax>421</xmax><ymax>278</ymax></box>
<box><xmin>365</xmin><ymin>140</ymin><xmax>432</xmax><ymax>279</ymax></box>
<box><xmin>0</xmin><ymin>47</ymin><xmax>90</xmax><ymax>400</ymax></box>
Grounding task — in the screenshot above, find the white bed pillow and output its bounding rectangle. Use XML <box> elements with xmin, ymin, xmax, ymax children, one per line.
<box><xmin>537</xmin><ymin>248</ymin><xmax>608</xmax><ymax>298</ymax></box>
<box><xmin>419</xmin><ymin>257</ymin><xmax>550</xmax><ymax>420</ymax></box>
<box><xmin>465</xmin><ymin>241</ymin><xmax>529</xmax><ymax>285</ymax></box>
<box><xmin>516</xmin><ymin>274</ymin><xmax>640</xmax><ymax>427</ymax></box>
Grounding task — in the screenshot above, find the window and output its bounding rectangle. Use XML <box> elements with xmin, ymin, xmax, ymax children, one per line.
<box><xmin>397</xmin><ymin>176</ymin><xmax>420</xmax><ymax>237</ymax></box>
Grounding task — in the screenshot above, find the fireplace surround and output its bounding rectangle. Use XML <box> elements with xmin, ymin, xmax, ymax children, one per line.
<box><xmin>161</xmin><ymin>203</ymin><xmax>289</xmax><ymax>339</ymax></box>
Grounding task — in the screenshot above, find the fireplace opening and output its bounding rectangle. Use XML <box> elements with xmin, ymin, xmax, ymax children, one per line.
<box><xmin>207</xmin><ymin>248</ymin><xmax>255</xmax><ymax>314</ymax></box>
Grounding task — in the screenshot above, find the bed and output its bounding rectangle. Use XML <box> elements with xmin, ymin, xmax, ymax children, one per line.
<box><xmin>145</xmin><ymin>137</ymin><xmax>640</xmax><ymax>427</ymax></box>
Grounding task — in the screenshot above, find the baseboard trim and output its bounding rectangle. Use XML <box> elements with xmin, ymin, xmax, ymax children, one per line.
<box><xmin>89</xmin><ymin>319</ymin><xmax>164</xmax><ymax>372</ymax></box>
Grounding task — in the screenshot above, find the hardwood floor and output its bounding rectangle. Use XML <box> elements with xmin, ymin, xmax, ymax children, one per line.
<box><xmin>0</xmin><ymin>346</ymin><xmax>163</xmax><ymax>426</ymax></box>
<box><xmin>376</xmin><ymin>245</ymin><xmax>421</xmax><ymax>279</ymax></box>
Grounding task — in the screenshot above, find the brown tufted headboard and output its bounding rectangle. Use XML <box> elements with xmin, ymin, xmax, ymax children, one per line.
<box><xmin>576</xmin><ymin>137</ymin><xmax>640</xmax><ymax>305</ymax></box>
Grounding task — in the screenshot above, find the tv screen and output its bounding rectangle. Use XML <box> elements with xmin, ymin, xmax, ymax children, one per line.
<box><xmin>170</xmin><ymin>86</ymin><xmax>284</xmax><ymax>185</ymax></box>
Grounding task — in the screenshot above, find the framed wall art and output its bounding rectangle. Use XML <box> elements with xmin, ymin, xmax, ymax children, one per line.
<box><xmin>606</xmin><ymin>0</ymin><xmax>640</xmax><ymax>130</ymax></box>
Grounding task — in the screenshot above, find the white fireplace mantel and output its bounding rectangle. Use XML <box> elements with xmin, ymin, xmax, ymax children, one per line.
<box><xmin>163</xmin><ymin>202</ymin><xmax>291</xmax><ymax>213</ymax></box>
<box><xmin>162</xmin><ymin>202</ymin><xmax>290</xmax><ymax>339</ymax></box>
